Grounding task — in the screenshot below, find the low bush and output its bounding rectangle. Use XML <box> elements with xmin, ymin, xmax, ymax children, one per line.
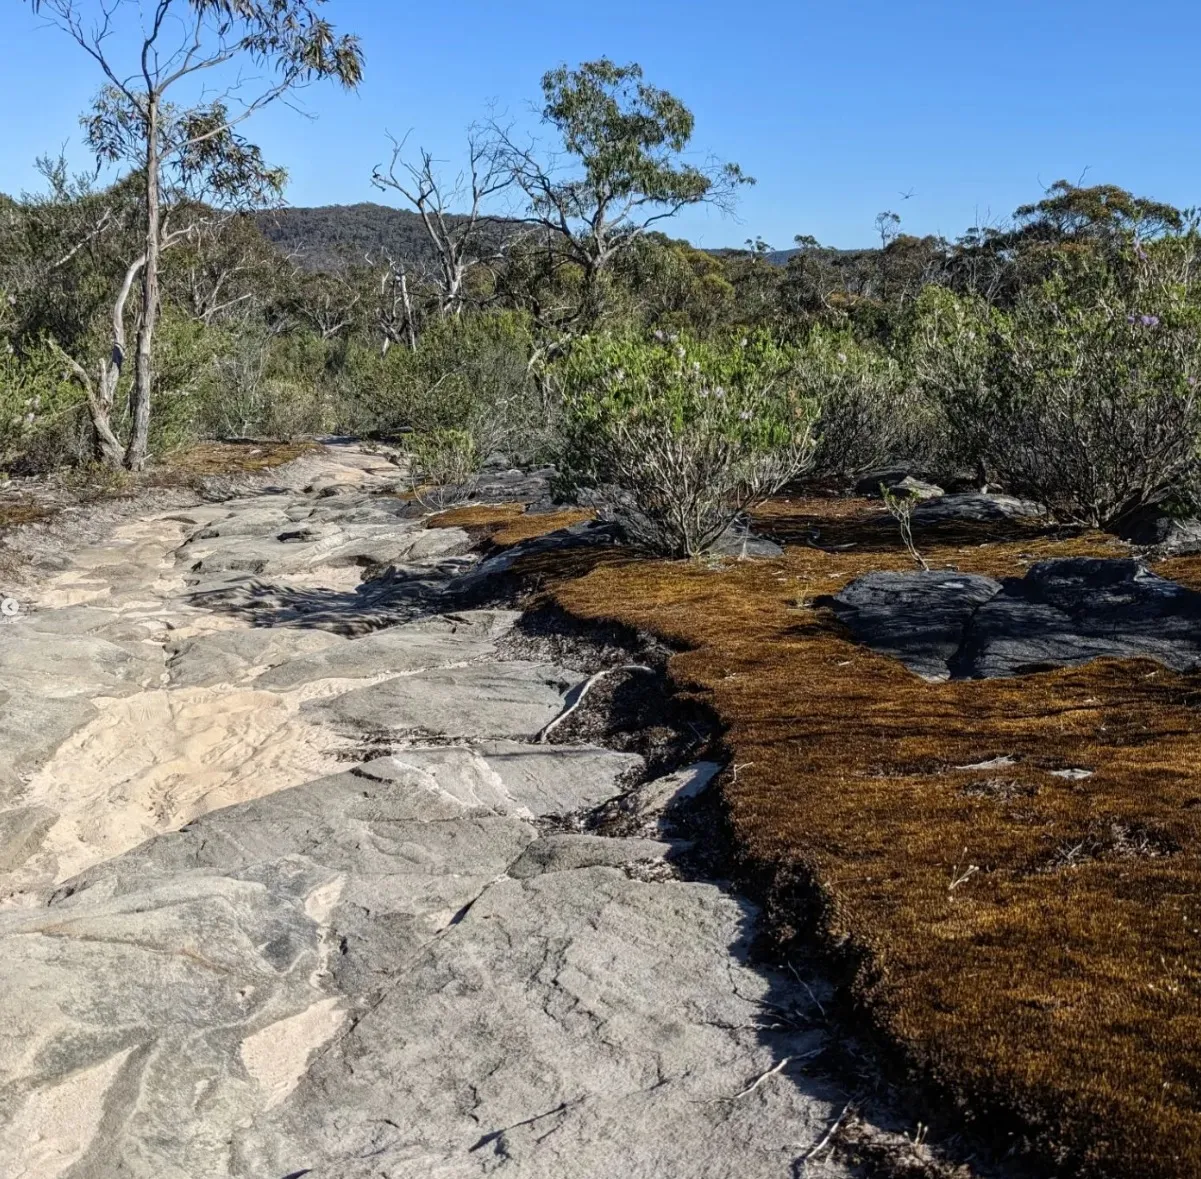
<box><xmin>912</xmin><ymin>245</ymin><xmax>1201</xmax><ymax>525</ymax></box>
<box><xmin>0</xmin><ymin>340</ymin><xmax>90</xmax><ymax>472</ymax></box>
<box><xmin>335</xmin><ymin>311</ymin><xmax>546</xmax><ymax>460</ymax></box>
<box><xmin>557</xmin><ymin>331</ymin><xmax>819</xmax><ymax>556</ymax></box>
<box><xmin>408</xmin><ymin>427</ymin><xmax>480</xmax><ymax>508</ymax></box>
<box><xmin>792</xmin><ymin>328</ymin><xmax>928</xmax><ymax>476</ymax></box>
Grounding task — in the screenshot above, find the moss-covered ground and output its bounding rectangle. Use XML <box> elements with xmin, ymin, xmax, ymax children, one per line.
<box><xmin>508</xmin><ymin>494</ymin><xmax>1201</xmax><ymax>1179</ymax></box>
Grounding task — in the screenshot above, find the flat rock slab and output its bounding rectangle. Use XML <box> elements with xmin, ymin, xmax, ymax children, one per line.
<box><xmin>0</xmin><ymin>759</ymin><xmax>846</xmax><ymax>1179</ymax></box>
<box><xmin>237</xmin><ymin>869</ymin><xmax>838</xmax><ymax>1179</ymax></box>
<box><xmin>830</xmin><ymin>557</ymin><xmax>1201</xmax><ymax>679</ymax></box>
<box><xmin>826</xmin><ymin>571</ymin><xmax>1003</xmax><ymax>680</ymax></box>
<box><xmin>0</xmin><ymin>443</ymin><xmax>865</xmax><ymax>1179</ymax></box>
<box><xmin>314</xmin><ymin>661</ymin><xmax>585</xmax><ymax>740</ymax></box>
<box><xmin>251</xmin><ymin>611</ymin><xmax>517</xmax><ymax>690</ymax></box>
<box><xmin>910</xmin><ymin>492</ymin><xmax>1045</xmax><ymax>524</ymax></box>
<box><xmin>359</xmin><ymin>740</ymin><xmax>643</xmax><ymax>818</ymax></box>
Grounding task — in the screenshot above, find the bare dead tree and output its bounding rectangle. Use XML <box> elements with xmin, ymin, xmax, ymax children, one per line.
<box><xmin>367</xmin><ymin>251</ymin><xmax>418</xmax><ymax>353</ymax></box>
<box><xmin>24</xmin><ymin>0</ymin><xmax>362</xmax><ymax>468</ymax></box>
<box><xmin>372</xmin><ymin>127</ymin><xmax>513</xmax><ymax>320</ymax></box>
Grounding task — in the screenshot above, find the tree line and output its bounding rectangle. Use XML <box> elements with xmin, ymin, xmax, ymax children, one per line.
<box><xmin>4</xmin><ymin>0</ymin><xmax>1201</xmax><ymax>553</ymax></box>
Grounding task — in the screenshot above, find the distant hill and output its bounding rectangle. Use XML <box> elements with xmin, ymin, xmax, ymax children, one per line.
<box><xmin>254</xmin><ymin>202</ymin><xmax>520</xmax><ymax>272</ymax></box>
<box><xmin>254</xmin><ymin>202</ymin><xmax>881</xmax><ymax>273</ymax></box>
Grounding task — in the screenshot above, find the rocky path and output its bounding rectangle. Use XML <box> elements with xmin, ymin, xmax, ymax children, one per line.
<box><xmin>0</xmin><ymin>443</ymin><xmax>868</xmax><ymax>1179</ymax></box>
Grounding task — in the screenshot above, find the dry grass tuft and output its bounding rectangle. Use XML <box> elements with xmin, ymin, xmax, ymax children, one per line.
<box><xmin>532</xmin><ymin>495</ymin><xmax>1201</xmax><ymax>1179</ymax></box>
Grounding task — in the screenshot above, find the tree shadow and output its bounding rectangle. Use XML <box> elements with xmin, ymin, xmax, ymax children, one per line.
<box><xmin>184</xmin><ymin>561</ymin><xmax>465</xmax><ymax>635</ymax></box>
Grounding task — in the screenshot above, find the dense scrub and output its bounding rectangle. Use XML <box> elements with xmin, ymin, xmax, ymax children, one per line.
<box><xmin>531</xmin><ymin>497</ymin><xmax>1201</xmax><ymax>1179</ymax></box>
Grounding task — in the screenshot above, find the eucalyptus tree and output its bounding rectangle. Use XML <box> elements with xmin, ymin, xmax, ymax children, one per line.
<box><xmin>24</xmin><ymin>0</ymin><xmax>363</xmax><ymax>468</ymax></box>
<box><xmin>494</xmin><ymin>59</ymin><xmax>752</xmax><ymax>346</ymax></box>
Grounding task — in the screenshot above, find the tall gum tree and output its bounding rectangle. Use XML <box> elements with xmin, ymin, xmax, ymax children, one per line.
<box><xmin>493</xmin><ymin>59</ymin><xmax>752</xmax><ymax>351</ymax></box>
<box><xmin>25</xmin><ymin>0</ymin><xmax>363</xmax><ymax>469</ymax></box>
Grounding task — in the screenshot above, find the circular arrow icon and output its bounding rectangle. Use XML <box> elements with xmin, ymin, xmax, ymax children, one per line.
<box><xmin>1</xmin><ymin>597</ymin><xmax>19</xmax><ymax>617</ymax></box>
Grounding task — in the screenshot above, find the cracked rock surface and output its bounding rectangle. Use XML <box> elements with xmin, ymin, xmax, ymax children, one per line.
<box><xmin>829</xmin><ymin>556</ymin><xmax>1201</xmax><ymax>680</ymax></box>
<box><xmin>0</xmin><ymin>442</ymin><xmax>862</xmax><ymax>1179</ymax></box>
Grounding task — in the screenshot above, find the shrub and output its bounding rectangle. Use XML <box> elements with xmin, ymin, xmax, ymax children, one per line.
<box><xmin>793</xmin><ymin>328</ymin><xmax>928</xmax><ymax>476</ymax></box>
<box><xmin>912</xmin><ymin>245</ymin><xmax>1201</xmax><ymax>525</ymax></box>
<box><xmin>334</xmin><ymin>311</ymin><xmax>545</xmax><ymax>460</ymax></box>
<box><xmin>557</xmin><ymin>330</ymin><xmax>819</xmax><ymax>556</ymax></box>
<box><xmin>0</xmin><ymin>340</ymin><xmax>90</xmax><ymax>472</ymax></box>
<box><xmin>408</xmin><ymin>427</ymin><xmax>480</xmax><ymax>508</ymax></box>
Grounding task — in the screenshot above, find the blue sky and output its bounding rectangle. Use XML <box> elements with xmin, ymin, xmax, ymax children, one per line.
<box><xmin>2</xmin><ymin>0</ymin><xmax>1198</xmax><ymax>249</ymax></box>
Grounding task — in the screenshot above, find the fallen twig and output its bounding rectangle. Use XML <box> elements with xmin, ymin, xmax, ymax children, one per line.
<box><xmin>535</xmin><ymin>664</ymin><xmax>654</xmax><ymax>744</ymax></box>
<box><xmin>802</xmin><ymin>1100</ymin><xmax>854</xmax><ymax>1166</ymax></box>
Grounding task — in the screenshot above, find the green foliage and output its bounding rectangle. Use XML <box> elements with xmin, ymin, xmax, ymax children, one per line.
<box><xmin>913</xmin><ymin>244</ymin><xmax>1201</xmax><ymax>524</ymax></box>
<box><xmin>336</xmin><ymin>311</ymin><xmax>542</xmax><ymax>457</ymax></box>
<box><xmin>408</xmin><ymin>428</ymin><xmax>480</xmax><ymax>508</ymax></box>
<box><xmin>791</xmin><ymin>328</ymin><xmax>923</xmax><ymax>475</ymax></box>
<box><xmin>0</xmin><ymin>340</ymin><xmax>88</xmax><ymax>471</ymax></box>
<box><xmin>557</xmin><ymin>330</ymin><xmax>818</xmax><ymax>556</ymax></box>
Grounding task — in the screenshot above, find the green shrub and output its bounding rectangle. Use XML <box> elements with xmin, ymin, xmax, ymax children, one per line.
<box><xmin>912</xmin><ymin>245</ymin><xmax>1201</xmax><ymax>525</ymax></box>
<box><xmin>0</xmin><ymin>340</ymin><xmax>90</xmax><ymax>472</ymax></box>
<box><xmin>793</xmin><ymin>328</ymin><xmax>927</xmax><ymax>475</ymax></box>
<box><xmin>408</xmin><ymin>427</ymin><xmax>479</xmax><ymax>508</ymax></box>
<box><xmin>557</xmin><ymin>330</ymin><xmax>819</xmax><ymax>556</ymax></box>
<box><xmin>334</xmin><ymin>311</ymin><xmax>543</xmax><ymax>458</ymax></box>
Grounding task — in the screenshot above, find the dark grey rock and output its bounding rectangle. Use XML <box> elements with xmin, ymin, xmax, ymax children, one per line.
<box><xmin>955</xmin><ymin>558</ymin><xmax>1201</xmax><ymax>678</ymax></box>
<box><xmin>1114</xmin><ymin>504</ymin><xmax>1201</xmax><ymax>554</ymax></box>
<box><xmin>911</xmin><ymin>492</ymin><xmax>1045</xmax><ymax>524</ymax></box>
<box><xmin>832</xmin><ymin>557</ymin><xmax>1201</xmax><ymax>680</ymax></box>
<box><xmin>709</xmin><ymin>518</ymin><xmax>784</xmax><ymax>559</ymax></box>
<box><xmin>825</xmin><ymin>571</ymin><xmax>1003</xmax><ymax>680</ymax></box>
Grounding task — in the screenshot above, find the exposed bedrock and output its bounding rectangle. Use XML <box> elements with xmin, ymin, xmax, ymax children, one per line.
<box><xmin>828</xmin><ymin>556</ymin><xmax>1201</xmax><ymax>679</ymax></box>
<box><xmin>0</xmin><ymin>442</ymin><xmax>864</xmax><ymax>1179</ymax></box>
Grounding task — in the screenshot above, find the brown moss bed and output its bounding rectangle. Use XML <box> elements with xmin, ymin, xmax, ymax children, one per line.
<box><xmin>524</xmin><ymin>496</ymin><xmax>1201</xmax><ymax>1179</ymax></box>
<box><xmin>428</xmin><ymin>502</ymin><xmax>595</xmax><ymax>549</ymax></box>
<box><xmin>146</xmin><ymin>438</ymin><xmax>321</xmax><ymax>481</ymax></box>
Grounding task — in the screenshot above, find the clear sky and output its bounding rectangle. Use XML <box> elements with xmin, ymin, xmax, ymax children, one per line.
<box><xmin>2</xmin><ymin>0</ymin><xmax>1198</xmax><ymax>249</ymax></box>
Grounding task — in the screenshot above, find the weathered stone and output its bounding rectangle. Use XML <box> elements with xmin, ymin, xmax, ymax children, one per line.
<box><xmin>857</xmin><ymin>470</ymin><xmax>945</xmax><ymax>499</ymax></box>
<box><xmin>831</xmin><ymin>557</ymin><xmax>1201</xmax><ymax>680</ymax></box>
<box><xmin>956</xmin><ymin>558</ymin><xmax>1201</xmax><ymax>678</ymax></box>
<box><xmin>1114</xmin><ymin>504</ymin><xmax>1201</xmax><ymax>554</ymax></box>
<box><xmin>826</xmin><ymin>571</ymin><xmax>1003</xmax><ymax>680</ymax></box>
<box><xmin>313</xmin><ymin>660</ymin><xmax>584</xmax><ymax>740</ymax></box>
<box><xmin>911</xmin><ymin>492</ymin><xmax>1045</xmax><ymax>524</ymax></box>
<box><xmin>358</xmin><ymin>740</ymin><xmax>643</xmax><ymax>818</ymax></box>
<box><xmin>0</xmin><ymin>441</ymin><xmax>866</xmax><ymax>1179</ymax></box>
<box><xmin>709</xmin><ymin>518</ymin><xmax>785</xmax><ymax>559</ymax></box>
<box><xmin>166</xmin><ymin>626</ymin><xmax>345</xmax><ymax>687</ymax></box>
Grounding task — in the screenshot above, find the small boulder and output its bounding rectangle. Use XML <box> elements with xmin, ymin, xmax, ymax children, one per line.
<box><xmin>856</xmin><ymin>469</ymin><xmax>944</xmax><ymax>499</ymax></box>
<box><xmin>1113</xmin><ymin>504</ymin><xmax>1201</xmax><ymax>555</ymax></box>
<box><xmin>911</xmin><ymin>492</ymin><xmax>1044</xmax><ymax>524</ymax></box>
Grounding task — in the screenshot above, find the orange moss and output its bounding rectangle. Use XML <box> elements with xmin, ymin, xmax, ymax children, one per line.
<box><xmin>149</xmin><ymin>439</ymin><xmax>321</xmax><ymax>481</ymax></box>
<box><xmin>428</xmin><ymin>503</ymin><xmax>528</xmax><ymax>531</ymax></box>
<box><xmin>489</xmin><ymin>507</ymin><xmax>595</xmax><ymax>548</ymax></box>
<box><xmin>533</xmin><ymin>498</ymin><xmax>1201</xmax><ymax>1179</ymax></box>
<box><xmin>0</xmin><ymin>501</ymin><xmax>52</xmax><ymax>530</ymax></box>
<box><xmin>427</xmin><ymin>502</ymin><xmax>596</xmax><ymax>549</ymax></box>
